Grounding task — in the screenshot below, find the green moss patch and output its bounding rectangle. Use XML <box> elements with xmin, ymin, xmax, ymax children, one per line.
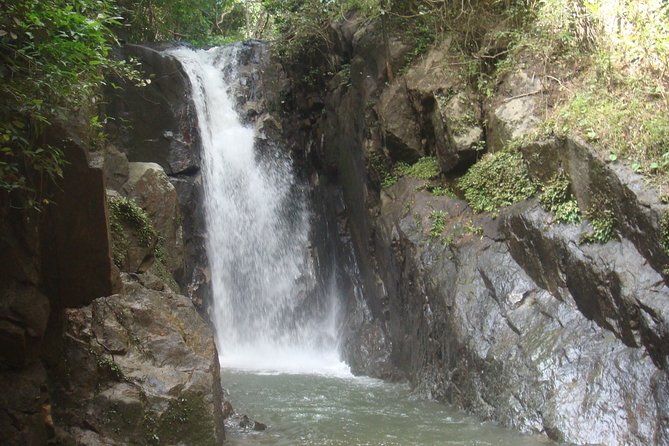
<box><xmin>156</xmin><ymin>394</ymin><xmax>216</xmax><ymax>446</ymax></box>
<box><xmin>108</xmin><ymin>196</ymin><xmax>158</xmax><ymax>270</ymax></box>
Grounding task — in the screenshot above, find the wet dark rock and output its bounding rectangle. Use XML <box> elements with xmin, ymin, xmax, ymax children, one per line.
<box><xmin>227</xmin><ymin>412</ymin><xmax>268</xmax><ymax>433</ymax></box>
<box><xmin>371</xmin><ymin>179</ymin><xmax>667</xmax><ymax>444</ymax></box>
<box><xmin>103</xmin><ymin>45</ymin><xmax>201</xmax><ymax>175</ymax></box>
<box><xmin>222</xmin><ymin>400</ymin><xmax>234</xmax><ymax>419</ymax></box>
<box><xmin>239</xmin><ymin>415</ymin><xmax>252</xmax><ymax>429</ymax></box>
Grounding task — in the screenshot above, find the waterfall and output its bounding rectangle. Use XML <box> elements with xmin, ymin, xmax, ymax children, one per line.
<box><xmin>169</xmin><ymin>46</ymin><xmax>348</xmax><ymax>376</ymax></box>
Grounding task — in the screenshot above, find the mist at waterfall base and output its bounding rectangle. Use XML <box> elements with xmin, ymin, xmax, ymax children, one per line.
<box><xmin>170</xmin><ymin>46</ymin><xmax>556</xmax><ymax>446</ymax></box>
<box><xmin>170</xmin><ymin>46</ymin><xmax>348</xmax><ymax>376</ymax></box>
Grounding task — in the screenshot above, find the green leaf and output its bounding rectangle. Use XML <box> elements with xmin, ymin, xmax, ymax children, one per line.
<box><xmin>608</xmin><ymin>153</ymin><xmax>618</xmax><ymax>162</ymax></box>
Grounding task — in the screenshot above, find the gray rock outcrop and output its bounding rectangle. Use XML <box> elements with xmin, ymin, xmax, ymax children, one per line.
<box><xmin>48</xmin><ymin>273</ymin><xmax>225</xmax><ymax>445</ymax></box>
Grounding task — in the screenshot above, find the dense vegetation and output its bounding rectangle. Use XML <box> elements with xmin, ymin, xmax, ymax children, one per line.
<box><xmin>0</xmin><ymin>0</ymin><xmax>140</xmax><ymax>209</ymax></box>
<box><xmin>2</xmin><ymin>0</ymin><xmax>668</xmax><ymax>211</ymax></box>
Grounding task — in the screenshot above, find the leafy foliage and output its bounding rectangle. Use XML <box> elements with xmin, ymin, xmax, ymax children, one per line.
<box><xmin>581</xmin><ymin>203</ymin><xmax>617</xmax><ymax>244</ymax></box>
<box><xmin>459</xmin><ymin>151</ymin><xmax>536</xmax><ymax>214</ymax></box>
<box><xmin>539</xmin><ymin>172</ymin><xmax>582</xmax><ymax>224</ymax></box>
<box><xmin>116</xmin><ymin>0</ymin><xmax>222</xmax><ymax>43</ymax></box>
<box><xmin>0</xmin><ymin>0</ymin><xmax>141</xmax><ymax>209</ymax></box>
<box><xmin>429</xmin><ymin>209</ymin><xmax>446</xmax><ymax>240</ymax></box>
<box><xmin>395</xmin><ymin>157</ymin><xmax>441</xmax><ymax>180</ymax></box>
<box><xmin>428</xmin><ymin>185</ymin><xmax>456</xmax><ymax>198</ymax></box>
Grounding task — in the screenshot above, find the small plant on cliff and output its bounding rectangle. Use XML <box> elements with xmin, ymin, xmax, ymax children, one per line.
<box><xmin>659</xmin><ymin>210</ymin><xmax>669</xmax><ymax>256</ymax></box>
<box><xmin>368</xmin><ymin>150</ymin><xmax>398</xmax><ymax>189</ymax></box>
<box><xmin>429</xmin><ymin>210</ymin><xmax>447</xmax><ymax>240</ymax></box>
<box><xmin>429</xmin><ymin>185</ymin><xmax>457</xmax><ymax>198</ymax></box>
<box><xmin>539</xmin><ymin>172</ymin><xmax>582</xmax><ymax>224</ymax></box>
<box><xmin>108</xmin><ymin>196</ymin><xmax>157</xmax><ymax>268</ymax></box>
<box><xmin>459</xmin><ymin>151</ymin><xmax>536</xmax><ymax>215</ymax></box>
<box><xmin>396</xmin><ymin>156</ymin><xmax>441</xmax><ymax>181</ymax></box>
<box><xmin>581</xmin><ymin>204</ymin><xmax>617</xmax><ymax>244</ymax></box>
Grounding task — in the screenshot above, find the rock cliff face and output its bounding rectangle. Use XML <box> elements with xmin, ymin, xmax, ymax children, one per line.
<box><xmin>0</xmin><ymin>45</ymin><xmax>225</xmax><ymax>445</ymax></box>
<box><xmin>0</xmin><ymin>127</ymin><xmax>119</xmax><ymax>444</ymax></box>
<box><xmin>280</xmin><ymin>16</ymin><xmax>669</xmax><ymax>446</ymax></box>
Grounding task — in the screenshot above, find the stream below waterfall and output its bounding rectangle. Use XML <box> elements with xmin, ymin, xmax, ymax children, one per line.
<box><xmin>221</xmin><ymin>369</ymin><xmax>556</xmax><ymax>446</ymax></box>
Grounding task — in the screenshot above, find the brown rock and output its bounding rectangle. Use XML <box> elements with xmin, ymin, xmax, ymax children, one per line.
<box><xmin>50</xmin><ymin>273</ymin><xmax>225</xmax><ymax>445</ymax></box>
<box><xmin>40</xmin><ymin>136</ymin><xmax>116</xmax><ymax>308</ymax></box>
<box><xmin>124</xmin><ymin>162</ymin><xmax>184</xmax><ymax>278</ymax></box>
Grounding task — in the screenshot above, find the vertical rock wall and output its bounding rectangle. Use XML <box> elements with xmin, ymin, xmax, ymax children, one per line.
<box><xmin>278</xmin><ymin>15</ymin><xmax>669</xmax><ymax>446</ymax></box>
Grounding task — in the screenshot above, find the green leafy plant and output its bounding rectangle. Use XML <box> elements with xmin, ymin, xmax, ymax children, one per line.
<box><xmin>395</xmin><ymin>156</ymin><xmax>441</xmax><ymax>180</ymax></box>
<box><xmin>429</xmin><ymin>210</ymin><xmax>447</xmax><ymax>240</ymax></box>
<box><xmin>659</xmin><ymin>210</ymin><xmax>669</xmax><ymax>256</ymax></box>
<box><xmin>539</xmin><ymin>172</ymin><xmax>582</xmax><ymax>224</ymax></box>
<box><xmin>463</xmin><ymin>219</ymin><xmax>483</xmax><ymax>236</ymax></box>
<box><xmin>581</xmin><ymin>205</ymin><xmax>617</xmax><ymax>244</ymax></box>
<box><xmin>459</xmin><ymin>151</ymin><xmax>536</xmax><ymax>214</ymax></box>
<box><xmin>429</xmin><ymin>185</ymin><xmax>456</xmax><ymax>198</ymax></box>
<box><xmin>0</xmin><ymin>0</ymin><xmax>143</xmax><ymax>209</ymax></box>
<box><xmin>368</xmin><ymin>150</ymin><xmax>398</xmax><ymax>189</ymax></box>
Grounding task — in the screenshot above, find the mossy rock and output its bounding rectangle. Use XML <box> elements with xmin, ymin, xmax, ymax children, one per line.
<box><xmin>155</xmin><ymin>393</ymin><xmax>217</xmax><ymax>446</ymax></box>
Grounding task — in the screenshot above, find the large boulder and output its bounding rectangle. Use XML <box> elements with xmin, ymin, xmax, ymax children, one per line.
<box><xmin>487</xmin><ymin>67</ymin><xmax>544</xmax><ymax>152</ymax></box>
<box><xmin>404</xmin><ymin>40</ymin><xmax>483</xmax><ymax>172</ymax></box>
<box><xmin>40</xmin><ymin>132</ymin><xmax>119</xmax><ymax>308</ymax></box>
<box><xmin>377</xmin><ymin>82</ymin><xmax>424</xmax><ymax>162</ymax></box>
<box><xmin>50</xmin><ymin>273</ymin><xmax>225</xmax><ymax>445</ymax></box>
<box><xmin>123</xmin><ymin>162</ymin><xmax>184</xmax><ymax>279</ymax></box>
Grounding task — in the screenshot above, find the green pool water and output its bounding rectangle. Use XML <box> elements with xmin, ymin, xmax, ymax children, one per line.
<box><xmin>221</xmin><ymin>369</ymin><xmax>556</xmax><ymax>446</ymax></box>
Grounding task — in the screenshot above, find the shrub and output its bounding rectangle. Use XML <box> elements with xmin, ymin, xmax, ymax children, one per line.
<box><xmin>395</xmin><ymin>156</ymin><xmax>441</xmax><ymax>180</ymax></box>
<box><xmin>459</xmin><ymin>151</ymin><xmax>536</xmax><ymax>214</ymax></box>
<box><xmin>539</xmin><ymin>172</ymin><xmax>582</xmax><ymax>224</ymax></box>
<box><xmin>581</xmin><ymin>205</ymin><xmax>617</xmax><ymax>244</ymax></box>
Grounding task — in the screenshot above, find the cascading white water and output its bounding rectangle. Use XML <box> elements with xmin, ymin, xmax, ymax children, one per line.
<box><xmin>169</xmin><ymin>46</ymin><xmax>349</xmax><ymax>376</ymax></box>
